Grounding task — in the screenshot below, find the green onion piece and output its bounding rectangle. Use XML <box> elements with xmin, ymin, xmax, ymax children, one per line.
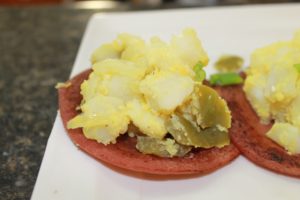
<box><xmin>294</xmin><ymin>64</ymin><xmax>300</xmax><ymax>73</ymax></box>
<box><xmin>193</xmin><ymin>62</ymin><xmax>204</xmax><ymax>72</ymax></box>
<box><xmin>193</xmin><ymin>62</ymin><xmax>206</xmax><ymax>82</ymax></box>
<box><xmin>195</xmin><ymin>70</ymin><xmax>206</xmax><ymax>82</ymax></box>
<box><xmin>209</xmin><ymin>72</ymin><xmax>243</xmax><ymax>86</ymax></box>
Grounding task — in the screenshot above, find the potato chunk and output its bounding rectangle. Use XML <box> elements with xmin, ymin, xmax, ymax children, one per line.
<box><xmin>68</xmin><ymin>95</ymin><xmax>129</xmax><ymax>144</ymax></box>
<box><xmin>100</xmin><ymin>75</ymin><xmax>140</xmax><ymax>103</ymax></box>
<box><xmin>147</xmin><ymin>37</ymin><xmax>192</xmax><ymax>76</ymax></box>
<box><xmin>243</xmin><ymin>74</ymin><xmax>271</xmax><ymax>123</ymax></box>
<box><xmin>91</xmin><ymin>43</ymin><xmax>121</xmax><ymax>64</ymax></box>
<box><xmin>170</xmin><ymin>28</ymin><xmax>209</xmax><ymax>67</ymax></box>
<box><xmin>140</xmin><ymin>70</ymin><xmax>194</xmax><ymax>113</ymax></box>
<box><xmin>80</xmin><ymin>73</ymin><xmax>103</xmax><ymax>102</ymax></box>
<box><xmin>267</xmin><ymin>123</ymin><xmax>300</xmax><ymax>154</ymax></box>
<box><xmin>127</xmin><ymin>99</ymin><xmax>167</xmax><ymax>139</ymax></box>
<box><xmin>93</xmin><ymin>59</ymin><xmax>146</xmax><ymax>80</ymax></box>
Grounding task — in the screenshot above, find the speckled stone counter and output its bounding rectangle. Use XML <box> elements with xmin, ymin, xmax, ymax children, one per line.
<box><xmin>0</xmin><ymin>7</ymin><xmax>103</xmax><ymax>200</ymax></box>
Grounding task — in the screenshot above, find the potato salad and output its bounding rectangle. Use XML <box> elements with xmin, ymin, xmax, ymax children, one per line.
<box><xmin>244</xmin><ymin>30</ymin><xmax>300</xmax><ymax>154</ymax></box>
<box><xmin>67</xmin><ymin>29</ymin><xmax>231</xmax><ymax>157</ymax></box>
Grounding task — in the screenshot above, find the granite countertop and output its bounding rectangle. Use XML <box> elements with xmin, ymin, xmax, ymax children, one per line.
<box><xmin>0</xmin><ymin>7</ymin><xmax>101</xmax><ymax>200</ymax></box>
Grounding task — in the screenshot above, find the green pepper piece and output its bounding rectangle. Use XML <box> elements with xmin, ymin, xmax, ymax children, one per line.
<box><xmin>193</xmin><ymin>62</ymin><xmax>204</xmax><ymax>71</ymax></box>
<box><xmin>193</xmin><ymin>62</ymin><xmax>206</xmax><ymax>82</ymax></box>
<box><xmin>136</xmin><ymin>136</ymin><xmax>192</xmax><ymax>158</ymax></box>
<box><xmin>209</xmin><ymin>72</ymin><xmax>243</xmax><ymax>86</ymax></box>
<box><xmin>166</xmin><ymin>113</ymin><xmax>230</xmax><ymax>148</ymax></box>
<box><xmin>195</xmin><ymin>70</ymin><xmax>206</xmax><ymax>82</ymax></box>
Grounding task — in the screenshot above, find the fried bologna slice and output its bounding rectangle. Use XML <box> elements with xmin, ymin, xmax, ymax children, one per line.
<box><xmin>58</xmin><ymin>69</ymin><xmax>239</xmax><ymax>175</ymax></box>
<box><xmin>214</xmin><ymin>84</ymin><xmax>300</xmax><ymax>178</ymax></box>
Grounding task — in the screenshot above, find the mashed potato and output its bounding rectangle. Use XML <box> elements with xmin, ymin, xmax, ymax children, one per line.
<box><xmin>244</xmin><ymin>30</ymin><xmax>300</xmax><ymax>154</ymax></box>
<box><xmin>68</xmin><ymin>28</ymin><xmax>209</xmax><ymax>145</ymax></box>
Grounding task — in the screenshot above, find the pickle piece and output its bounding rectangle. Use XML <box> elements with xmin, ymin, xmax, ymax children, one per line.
<box><xmin>196</xmin><ymin>85</ymin><xmax>231</xmax><ymax>129</ymax></box>
<box><xmin>136</xmin><ymin>136</ymin><xmax>192</xmax><ymax>158</ymax></box>
<box><xmin>166</xmin><ymin>113</ymin><xmax>230</xmax><ymax>148</ymax></box>
<box><xmin>214</xmin><ymin>55</ymin><xmax>244</xmax><ymax>72</ymax></box>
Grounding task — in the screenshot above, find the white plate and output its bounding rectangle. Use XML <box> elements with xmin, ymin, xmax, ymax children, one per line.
<box><xmin>31</xmin><ymin>4</ymin><xmax>300</xmax><ymax>200</ymax></box>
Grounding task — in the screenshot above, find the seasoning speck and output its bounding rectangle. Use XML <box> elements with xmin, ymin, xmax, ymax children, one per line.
<box><xmin>55</xmin><ymin>82</ymin><xmax>72</xmax><ymax>89</ymax></box>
